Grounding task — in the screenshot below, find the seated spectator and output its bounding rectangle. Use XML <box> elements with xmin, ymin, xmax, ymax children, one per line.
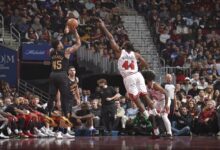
<box><xmin>85</xmin><ymin>0</ymin><xmax>95</xmax><ymax>11</ymax></box>
<box><xmin>188</xmin><ymin>82</ymin><xmax>200</xmax><ymax>98</ymax></box>
<box><xmin>39</xmin><ymin>27</ymin><xmax>52</xmax><ymax>43</ymax></box>
<box><xmin>205</xmin><ymin>85</ymin><xmax>214</xmax><ymax>100</ymax></box>
<box><xmin>72</xmin><ymin>102</ymin><xmax>95</xmax><ymax>136</ymax></box>
<box><xmin>126</xmin><ymin>101</ymin><xmax>139</xmax><ymax>120</ymax></box>
<box><xmin>197</xmin><ymin>76</ymin><xmax>208</xmax><ymax>90</ymax></box>
<box><xmin>25</xmin><ymin>27</ymin><xmax>39</xmax><ymax>42</ymax></box>
<box><xmin>194</xmin><ymin>90</ymin><xmax>207</xmax><ymax>113</ymax></box>
<box><xmin>181</xmin><ymin>77</ymin><xmax>192</xmax><ymax>95</ymax></box>
<box><xmin>130</xmin><ymin>112</ymin><xmax>152</xmax><ymax>136</ymax></box>
<box><xmin>187</xmin><ymin>99</ymin><xmax>199</xmax><ymax>120</ymax></box>
<box><xmin>119</xmin><ymin>96</ymin><xmax>130</xmax><ymax>110</ymax></box>
<box><xmin>90</xmin><ymin>99</ymin><xmax>101</xmax><ymax>128</ymax></box>
<box><xmin>113</xmin><ymin>100</ymin><xmax>125</xmax><ymax>131</ymax></box>
<box><xmin>195</xmin><ymin>100</ymin><xmax>218</xmax><ymax>135</ymax></box>
<box><xmin>213</xmin><ymin>89</ymin><xmax>220</xmax><ymax>102</ymax></box>
<box><xmin>31</xmin><ymin>16</ymin><xmax>43</xmax><ymax>36</ymax></box>
<box><xmin>121</xmin><ymin>101</ymin><xmax>138</xmax><ymax>129</ymax></box>
<box><xmin>172</xmin><ymin>106</ymin><xmax>193</xmax><ymax>136</ymax></box>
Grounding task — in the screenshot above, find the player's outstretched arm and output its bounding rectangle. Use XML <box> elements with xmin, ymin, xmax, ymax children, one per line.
<box><xmin>98</xmin><ymin>19</ymin><xmax>121</xmax><ymax>58</ymax></box>
<box><xmin>66</xmin><ymin>28</ymin><xmax>81</xmax><ymax>54</ymax></box>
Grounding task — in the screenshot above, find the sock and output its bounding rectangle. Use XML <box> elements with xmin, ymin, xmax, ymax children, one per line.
<box><xmin>7</xmin><ymin>127</ymin><xmax>12</xmax><ymax>135</ymax></box>
<box><xmin>151</xmin><ymin>109</ymin><xmax>159</xmax><ymax>116</ymax></box>
<box><xmin>143</xmin><ymin>110</ymin><xmax>149</xmax><ymax>119</ymax></box>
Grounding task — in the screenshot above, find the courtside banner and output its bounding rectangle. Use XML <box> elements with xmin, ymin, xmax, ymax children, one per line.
<box><xmin>22</xmin><ymin>42</ymin><xmax>51</xmax><ymax>61</ymax></box>
<box><xmin>0</xmin><ymin>45</ymin><xmax>17</xmax><ymax>86</ymax></box>
<box><xmin>22</xmin><ymin>42</ymin><xmax>74</xmax><ymax>61</ymax></box>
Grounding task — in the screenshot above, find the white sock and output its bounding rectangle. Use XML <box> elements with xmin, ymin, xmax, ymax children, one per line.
<box><xmin>161</xmin><ymin>113</ymin><xmax>172</xmax><ymax>135</ymax></box>
<box><xmin>7</xmin><ymin>127</ymin><xmax>12</xmax><ymax>135</ymax></box>
<box><xmin>143</xmin><ymin>110</ymin><xmax>149</xmax><ymax>119</ymax></box>
<box><xmin>151</xmin><ymin>109</ymin><xmax>159</xmax><ymax>116</ymax></box>
<box><xmin>67</xmin><ymin>127</ymin><xmax>71</xmax><ymax>131</ymax></box>
<box><xmin>15</xmin><ymin>129</ymin><xmax>19</xmax><ymax>134</ymax></box>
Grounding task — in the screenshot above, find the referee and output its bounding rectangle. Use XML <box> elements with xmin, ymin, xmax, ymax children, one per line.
<box><xmin>47</xmin><ymin>28</ymin><xmax>81</xmax><ymax>117</ymax></box>
<box><xmin>97</xmin><ymin>79</ymin><xmax>120</xmax><ymax>134</ymax></box>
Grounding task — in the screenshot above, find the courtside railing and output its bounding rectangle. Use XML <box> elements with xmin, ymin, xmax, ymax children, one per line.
<box><xmin>10</xmin><ymin>23</ymin><xmax>20</xmax><ymax>47</ymax></box>
<box><xmin>0</xmin><ymin>14</ymin><xmax>4</xmax><ymax>43</ymax></box>
<box><xmin>78</xmin><ymin>46</ymin><xmax>118</xmax><ymax>74</ymax></box>
<box><xmin>18</xmin><ymin>79</ymin><xmax>49</xmax><ymax>104</ymax></box>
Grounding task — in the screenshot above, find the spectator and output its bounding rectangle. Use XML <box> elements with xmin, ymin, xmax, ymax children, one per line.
<box><xmin>188</xmin><ymin>82</ymin><xmax>200</xmax><ymax>98</ymax></box>
<box><xmin>187</xmin><ymin>99</ymin><xmax>199</xmax><ymax>120</ymax></box>
<box><xmin>172</xmin><ymin>106</ymin><xmax>193</xmax><ymax>136</ymax></box>
<box><xmin>90</xmin><ymin>99</ymin><xmax>101</xmax><ymax>128</ymax></box>
<box><xmin>39</xmin><ymin>27</ymin><xmax>52</xmax><ymax>43</ymax></box>
<box><xmin>197</xmin><ymin>76</ymin><xmax>208</xmax><ymax>90</ymax></box>
<box><xmin>113</xmin><ymin>100</ymin><xmax>125</xmax><ymax>130</ymax></box>
<box><xmin>181</xmin><ymin>77</ymin><xmax>192</xmax><ymax>95</ymax></box>
<box><xmin>31</xmin><ymin>16</ymin><xmax>43</xmax><ymax>36</ymax></box>
<box><xmin>195</xmin><ymin>100</ymin><xmax>218</xmax><ymax>135</ymax></box>
<box><xmin>72</xmin><ymin>102</ymin><xmax>95</xmax><ymax>136</ymax></box>
<box><xmin>25</xmin><ymin>27</ymin><xmax>39</xmax><ymax>42</ymax></box>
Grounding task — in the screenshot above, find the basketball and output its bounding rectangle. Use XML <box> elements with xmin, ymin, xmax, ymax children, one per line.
<box><xmin>67</xmin><ymin>18</ymin><xmax>78</xmax><ymax>30</ymax></box>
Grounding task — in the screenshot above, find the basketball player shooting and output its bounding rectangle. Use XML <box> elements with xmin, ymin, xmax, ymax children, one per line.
<box><xmin>47</xmin><ymin>19</ymin><xmax>81</xmax><ymax>117</ymax></box>
<box><xmin>97</xmin><ymin>19</ymin><xmax>158</xmax><ymax>120</ymax></box>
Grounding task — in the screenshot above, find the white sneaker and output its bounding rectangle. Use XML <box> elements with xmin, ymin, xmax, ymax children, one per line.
<box><xmin>34</xmin><ymin>128</ymin><xmax>47</xmax><ymax>138</ymax></box>
<box><xmin>67</xmin><ymin>130</ymin><xmax>75</xmax><ymax>135</ymax></box>
<box><xmin>7</xmin><ymin>127</ymin><xmax>12</xmax><ymax>135</ymax></box>
<box><xmin>0</xmin><ymin>132</ymin><xmax>9</xmax><ymax>139</ymax></box>
<box><xmin>217</xmin><ymin>131</ymin><xmax>220</xmax><ymax>136</ymax></box>
<box><xmin>46</xmin><ymin>130</ymin><xmax>55</xmax><ymax>137</ymax></box>
<box><xmin>40</xmin><ymin>127</ymin><xmax>54</xmax><ymax>137</ymax></box>
<box><xmin>63</xmin><ymin>133</ymin><xmax>75</xmax><ymax>138</ymax></box>
<box><xmin>89</xmin><ymin>126</ymin><xmax>95</xmax><ymax>131</ymax></box>
<box><xmin>55</xmin><ymin>132</ymin><xmax>63</xmax><ymax>139</ymax></box>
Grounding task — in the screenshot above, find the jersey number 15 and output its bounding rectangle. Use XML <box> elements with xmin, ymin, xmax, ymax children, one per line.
<box><xmin>52</xmin><ymin>60</ymin><xmax>62</xmax><ymax>70</ymax></box>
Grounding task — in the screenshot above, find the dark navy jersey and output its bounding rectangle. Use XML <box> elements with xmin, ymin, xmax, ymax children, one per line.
<box><xmin>50</xmin><ymin>50</ymin><xmax>69</xmax><ymax>72</ymax></box>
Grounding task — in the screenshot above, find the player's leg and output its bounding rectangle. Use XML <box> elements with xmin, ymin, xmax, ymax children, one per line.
<box><xmin>159</xmin><ymin>100</ymin><xmax>172</xmax><ymax>137</ymax></box>
<box><xmin>137</xmin><ymin>72</ymin><xmax>158</xmax><ymax>116</ymax></box>
<box><xmin>161</xmin><ymin>113</ymin><xmax>172</xmax><ymax>136</ymax></box>
<box><xmin>47</xmin><ymin>73</ymin><xmax>58</xmax><ymax>116</ymax></box>
<box><xmin>124</xmin><ymin>75</ymin><xmax>149</xmax><ymax>118</ymax></box>
<box><xmin>59</xmin><ymin>73</ymin><xmax>72</xmax><ymax>117</ymax></box>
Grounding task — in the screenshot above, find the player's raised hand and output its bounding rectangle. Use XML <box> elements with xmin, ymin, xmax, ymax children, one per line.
<box><xmin>97</xmin><ymin>18</ymin><xmax>105</xmax><ymax>28</ymax></box>
<box><xmin>64</xmin><ymin>26</ymin><xmax>70</xmax><ymax>34</ymax></box>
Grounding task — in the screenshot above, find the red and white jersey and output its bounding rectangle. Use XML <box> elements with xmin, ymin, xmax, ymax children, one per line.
<box><xmin>118</xmin><ymin>49</ymin><xmax>138</xmax><ymax>78</ymax></box>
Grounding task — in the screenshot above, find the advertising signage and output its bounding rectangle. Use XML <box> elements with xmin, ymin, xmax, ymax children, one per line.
<box><xmin>0</xmin><ymin>45</ymin><xmax>17</xmax><ymax>86</ymax></box>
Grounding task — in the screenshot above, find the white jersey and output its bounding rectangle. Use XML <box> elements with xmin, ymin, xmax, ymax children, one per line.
<box><xmin>118</xmin><ymin>49</ymin><xmax>138</xmax><ymax>78</ymax></box>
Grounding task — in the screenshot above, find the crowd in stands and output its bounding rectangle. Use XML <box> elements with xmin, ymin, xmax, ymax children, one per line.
<box><xmin>134</xmin><ymin>0</ymin><xmax>220</xmax><ymax>74</ymax></box>
<box><xmin>0</xmin><ymin>0</ymin><xmax>129</xmax><ymax>60</ymax></box>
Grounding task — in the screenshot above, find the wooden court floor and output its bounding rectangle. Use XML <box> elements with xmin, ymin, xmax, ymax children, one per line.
<box><xmin>0</xmin><ymin>136</ymin><xmax>220</xmax><ymax>150</ymax></box>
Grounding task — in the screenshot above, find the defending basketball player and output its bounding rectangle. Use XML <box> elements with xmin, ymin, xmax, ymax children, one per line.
<box><xmin>142</xmin><ymin>70</ymin><xmax>172</xmax><ymax>137</ymax></box>
<box><xmin>98</xmin><ymin>19</ymin><xmax>158</xmax><ymax>120</ymax></box>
